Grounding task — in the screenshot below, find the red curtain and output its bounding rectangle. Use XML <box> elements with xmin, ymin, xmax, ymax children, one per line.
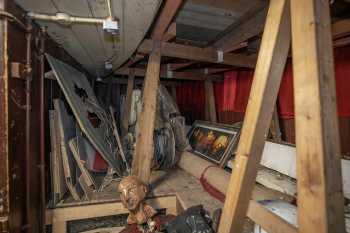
<box><xmin>213</xmin><ymin>70</ymin><xmax>254</xmax><ymax>113</ymax></box>
<box><xmin>214</xmin><ymin>71</ymin><xmax>237</xmax><ymax>112</ymax></box>
<box><xmin>278</xmin><ymin>46</ymin><xmax>350</xmax><ymax>118</ymax></box>
<box><xmin>176</xmin><ymin>81</ymin><xmax>205</xmax><ymax>124</ymax></box>
<box><xmin>278</xmin><ymin>62</ymin><xmax>294</xmax><ymax>119</ymax></box>
<box><xmin>176</xmin><ymin>46</ymin><xmax>350</xmax><ymax>122</ymax></box>
<box><xmin>234</xmin><ymin>70</ymin><xmax>254</xmax><ymax>112</ymax></box>
<box><xmin>334</xmin><ymin>46</ymin><xmax>350</xmax><ymax>117</ymax></box>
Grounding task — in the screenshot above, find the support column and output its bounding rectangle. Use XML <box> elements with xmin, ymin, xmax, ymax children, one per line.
<box><xmin>132</xmin><ymin>42</ymin><xmax>161</xmax><ymax>184</ymax></box>
<box><xmin>39</xmin><ymin>27</ymin><xmax>46</xmax><ymax>233</ymax></box>
<box><xmin>291</xmin><ymin>0</ymin><xmax>346</xmax><ymax>232</ymax></box>
<box><xmin>204</xmin><ymin>80</ymin><xmax>217</xmax><ymax>122</ymax></box>
<box><xmin>218</xmin><ymin>0</ymin><xmax>291</xmax><ymax>232</ymax></box>
<box><xmin>121</xmin><ymin>69</ymin><xmax>135</xmax><ymax>137</ymax></box>
<box><xmin>0</xmin><ymin>0</ymin><xmax>9</xmax><ymax>231</ymax></box>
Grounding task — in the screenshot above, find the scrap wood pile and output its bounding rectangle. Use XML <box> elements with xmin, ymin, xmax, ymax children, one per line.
<box><xmin>47</xmin><ymin>54</ymin><xmax>129</xmax><ymax>205</ymax></box>
<box><xmin>47</xmin><ymin>54</ymin><xmax>188</xmax><ymax>205</ymax></box>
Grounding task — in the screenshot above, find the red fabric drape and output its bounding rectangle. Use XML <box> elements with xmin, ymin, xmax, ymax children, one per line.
<box><xmin>176</xmin><ymin>81</ymin><xmax>205</xmax><ymax>124</ymax></box>
<box><xmin>214</xmin><ymin>71</ymin><xmax>237</xmax><ymax>112</ymax></box>
<box><xmin>213</xmin><ymin>70</ymin><xmax>253</xmax><ymax>113</ymax></box>
<box><xmin>334</xmin><ymin>46</ymin><xmax>350</xmax><ymax>117</ymax></box>
<box><xmin>278</xmin><ymin>62</ymin><xmax>294</xmax><ymax>119</ymax></box>
<box><xmin>278</xmin><ymin>46</ymin><xmax>350</xmax><ymax>118</ymax></box>
<box><xmin>177</xmin><ymin>46</ymin><xmax>350</xmax><ymax>122</ymax></box>
<box><xmin>234</xmin><ymin>70</ymin><xmax>254</xmax><ymax>112</ymax></box>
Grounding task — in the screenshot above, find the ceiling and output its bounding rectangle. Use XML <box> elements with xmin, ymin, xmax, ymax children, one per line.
<box><xmin>13</xmin><ymin>0</ymin><xmax>350</xmax><ymax>77</ymax></box>
<box><xmin>175</xmin><ymin>0</ymin><xmax>266</xmax><ymax>46</ymax></box>
<box><xmin>14</xmin><ymin>0</ymin><xmax>162</xmax><ymax>76</ymax></box>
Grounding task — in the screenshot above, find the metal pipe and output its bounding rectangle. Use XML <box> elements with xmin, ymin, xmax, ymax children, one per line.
<box><xmin>106</xmin><ymin>0</ymin><xmax>113</xmax><ymax>19</ymax></box>
<box><xmin>25</xmin><ymin>17</ymin><xmax>32</xmax><ymax>233</ymax></box>
<box><xmin>27</xmin><ymin>12</ymin><xmax>104</xmax><ymax>24</ymax></box>
<box><xmin>0</xmin><ymin>9</ymin><xmax>26</xmax><ymax>29</ymax></box>
<box><xmin>39</xmin><ymin>27</ymin><xmax>46</xmax><ymax>233</ymax></box>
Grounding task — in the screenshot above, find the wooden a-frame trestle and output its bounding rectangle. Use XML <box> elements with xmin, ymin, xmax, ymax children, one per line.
<box><xmin>217</xmin><ymin>0</ymin><xmax>346</xmax><ymax>233</ymax></box>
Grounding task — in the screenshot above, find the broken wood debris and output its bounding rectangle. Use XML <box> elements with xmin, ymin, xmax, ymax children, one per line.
<box><xmin>54</xmin><ymin>99</ymin><xmax>81</xmax><ymax>201</ymax></box>
<box><xmin>46</xmin><ymin>54</ymin><xmax>127</xmax><ymax>176</ymax></box>
<box><xmin>46</xmin><ymin>55</ymin><xmax>129</xmax><ymax>204</ymax></box>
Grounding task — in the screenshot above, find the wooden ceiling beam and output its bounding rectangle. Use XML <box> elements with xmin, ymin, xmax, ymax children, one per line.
<box><xmin>115</xmin><ymin>67</ymin><xmax>223</xmax><ymax>81</ymax></box>
<box><xmin>102</xmin><ymin>77</ymin><xmax>180</xmax><ymax>86</ymax></box>
<box><xmin>117</xmin><ymin>1</ymin><xmax>182</xmax><ymax>71</ymax></box>
<box><xmin>162</xmin><ymin>22</ymin><xmax>177</xmax><ymax>42</ymax></box>
<box><xmin>168</xmin><ymin>61</ymin><xmax>197</xmax><ymax>71</ymax></box>
<box><xmin>151</xmin><ymin>0</ymin><xmax>183</xmax><ymax>41</ymax></box>
<box><xmin>213</xmin><ymin>8</ymin><xmax>268</xmax><ymax>53</ymax></box>
<box><xmin>138</xmin><ymin>39</ymin><xmax>257</xmax><ymax>68</ymax></box>
<box><xmin>333</xmin><ymin>36</ymin><xmax>350</xmax><ymax>48</ymax></box>
<box><xmin>214</xmin><ymin>13</ymin><xmax>350</xmax><ymax>54</ymax></box>
<box><xmin>332</xmin><ymin>19</ymin><xmax>350</xmax><ymax>40</ymax></box>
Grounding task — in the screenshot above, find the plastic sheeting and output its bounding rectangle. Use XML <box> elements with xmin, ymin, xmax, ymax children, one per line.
<box><xmin>153</xmin><ymin>86</ymin><xmax>188</xmax><ymax>169</ymax></box>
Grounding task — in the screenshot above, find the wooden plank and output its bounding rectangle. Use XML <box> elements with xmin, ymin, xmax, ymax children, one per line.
<box><xmin>162</xmin><ymin>22</ymin><xmax>177</xmax><ymax>42</ymax></box>
<box><xmin>151</xmin><ymin>0</ymin><xmax>183</xmax><ymax>41</ymax></box>
<box><xmin>204</xmin><ymin>80</ymin><xmax>217</xmax><ymax>122</ymax></box>
<box><xmin>132</xmin><ymin>42</ymin><xmax>161</xmax><ymax>184</ymax></box>
<box><xmin>47</xmin><ymin>195</ymin><xmax>177</xmax><ymax>223</ymax></box>
<box><xmin>334</xmin><ymin>36</ymin><xmax>350</xmax><ymax>48</ymax></box>
<box><xmin>290</xmin><ymin>0</ymin><xmax>346</xmax><ymax>232</ymax></box>
<box><xmin>68</xmin><ymin>138</ymin><xmax>95</xmax><ymax>188</ymax></box>
<box><xmin>54</xmin><ymin>99</ymin><xmax>81</xmax><ymax>201</ymax></box>
<box><xmin>119</xmin><ymin>0</ymin><xmax>182</xmax><ymax>69</ymax></box>
<box><xmin>109</xmin><ymin>107</ymin><xmax>129</xmax><ymax>172</ymax></box>
<box><xmin>168</xmin><ymin>61</ymin><xmax>197</xmax><ymax>71</ymax></box>
<box><xmin>49</xmin><ymin>110</ymin><xmax>67</xmax><ymax>204</ymax></box>
<box><xmin>0</xmin><ymin>0</ymin><xmax>9</xmax><ymax>222</ymax></box>
<box><xmin>103</xmin><ymin>77</ymin><xmax>180</xmax><ymax>86</ymax></box>
<box><xmin>121</xmin><ymin>69</ymin><xmax>135</xmax><ymax>137</ymax></box>
<box><xmin>77</xmin><ymin>175</ymin><xmax>94</xmax><ymax>201</ymax></box>
<box><xmin>332</xmin><ymin>19</ymin><xmax>350</xmax><ymax>39</ymax></box>
<box><xmin>115</xmin><ymin>67</ymin><xmax>223</xmax><ymax>81</ymax></box>
<box><xmin>213</xmin><ymin>8</ymin><xmax>268</xmax><ymax>53</ymax></box>
<box><xmin>52</xmin><ymin>220</ymin><xmax>66</xmax><ymax>233</ymax></box>
<box><xmin>138</xmin><ymin>39</ymin><xmax>257</xmax><ymax>68</ymax></box>
<box><xmin>247</xmin><ymin>201</ymin><xmax>298</xmax><ymax>233</ymax></box>
<box><xmin>80</xmin><ymin>227</ymin><xmax>124</xmax><ymax>233</ymax></box>
<box><xmin>213</xmin><ymin>14</ymin><xmax>350</xmax><ymax>54</ymax></box>
<box><xmin>217</xmin><ymin>0</ymin><xmax>291</xmax><ymax>232</ymax></box>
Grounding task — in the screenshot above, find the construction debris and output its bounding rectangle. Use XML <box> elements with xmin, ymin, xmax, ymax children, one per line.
<box><xmin>46</xmin><ymin>54</ymin><xmax>126</xmax><ymax>176</ymax></box>
<box><xmin>47</xmin><ymin>56</ymin><xmax>128</xmax><ymax>204</ymax></box>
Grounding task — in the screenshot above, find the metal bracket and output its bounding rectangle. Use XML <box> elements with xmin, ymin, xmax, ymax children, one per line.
<box><xmin>217</xmin><ymin>50</ymin><xmax>224</xmax><ymax>63</ymax></box>
<box><xmin>10</xmin><ymin>62</ymin><xmax>26</xmax><ymax>80</ymax></box>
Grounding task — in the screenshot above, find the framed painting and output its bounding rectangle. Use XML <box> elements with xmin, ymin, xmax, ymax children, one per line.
<box><xmin>187</xmin><ymin>121</ymin><xmax>241</xmax><ymax>167</ymax></box>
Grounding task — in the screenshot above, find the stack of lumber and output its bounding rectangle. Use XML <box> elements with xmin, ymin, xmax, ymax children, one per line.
<box><xmin>49</xmin><ymin>99</ymin><xmax>101</xmax><ymax>205</ymax></box>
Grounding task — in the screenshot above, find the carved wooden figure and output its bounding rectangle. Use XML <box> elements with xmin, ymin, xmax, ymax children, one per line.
<box><xmin>118</xmin><ymin>176</ymin><xmax>157</xmax><ymax>225</ymax></box>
